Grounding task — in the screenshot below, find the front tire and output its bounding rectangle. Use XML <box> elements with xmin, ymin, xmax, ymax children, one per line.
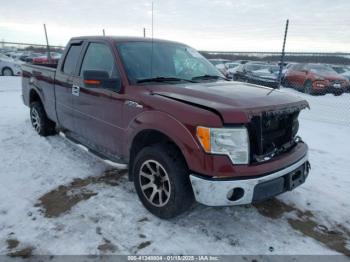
<box><xmin>30</xmin><ymin>102</ymin><xmax>56</xmax><ymax>136</ymax></box>
<box><xmin>2</xmin><ymin>67</ymin><xmax>13</xmax><ymax>76</ymax></box>
<box><xmin>133</xmin><ymin>144</ymin><xmax>194</xmax><ymax>219</ymax></box>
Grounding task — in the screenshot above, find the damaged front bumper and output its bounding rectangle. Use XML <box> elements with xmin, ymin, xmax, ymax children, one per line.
<box><xmin>190</xmin><ymin>154</ymin><xmax>310</xmax><ymax>206</ymax></box>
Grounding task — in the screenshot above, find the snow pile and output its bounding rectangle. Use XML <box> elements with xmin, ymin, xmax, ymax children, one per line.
<box><xmin>0</xmin><ymin>77</ymin><xmax>349</xmax><ymax>255</ymax></box>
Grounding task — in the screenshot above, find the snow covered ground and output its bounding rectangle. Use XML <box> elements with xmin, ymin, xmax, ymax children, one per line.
<box><xmin>0</xmin><ymin>76</ymin><xmax>349</xmax><ymax>257</ymax></box>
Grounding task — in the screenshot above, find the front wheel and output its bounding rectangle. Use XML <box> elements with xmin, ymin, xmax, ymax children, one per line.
<box><xmin>133</xmin><ymin>144</ymin><xmax>194</xmax><ymax>219</ymax></box>
<box><xmin>2</xmin><ymin>68</ymin><xmax>13</xmax><ymax>76</ymax></box>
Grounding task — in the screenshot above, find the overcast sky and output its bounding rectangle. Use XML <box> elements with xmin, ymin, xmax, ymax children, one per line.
<box><xmin>0</xmin><ymin>0</ymin><xmax>349</xmax><ymax>52</ymax></box>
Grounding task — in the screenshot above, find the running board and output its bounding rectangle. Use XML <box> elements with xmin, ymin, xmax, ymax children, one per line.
<box><xmin>59</xmin><ymin>132</ymin><xmax>128</xmax><ymax>170</ymax></box>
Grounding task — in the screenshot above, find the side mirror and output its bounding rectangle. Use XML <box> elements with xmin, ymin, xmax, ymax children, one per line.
<box><xmin>301</xmin><ymin>69</ymin><xmax>309</xmax><ymax>74</ymax></box>
<box><xmin>83</xmin><ymin>70</ymin><xmax>121</xmax><ymax>92</ymax></box>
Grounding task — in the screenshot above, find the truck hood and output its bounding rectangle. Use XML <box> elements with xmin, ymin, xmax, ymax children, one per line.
<box><xmin>150</xmin><ymin>81</ymin><xmax>309</xmax><ymax>123</ymax></box>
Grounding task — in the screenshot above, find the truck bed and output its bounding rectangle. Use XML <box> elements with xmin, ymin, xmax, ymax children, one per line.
<box><xmin>22</xmin><ymin>63</ymin><xmax>58</xmax><ymax>123</ymax></box>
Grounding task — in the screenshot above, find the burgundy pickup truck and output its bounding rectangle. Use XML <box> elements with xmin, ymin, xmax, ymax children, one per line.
<box><xmin>22</xmin><ymin>36</ymin><xmax>310</xmax><ymax>218</ymax></box>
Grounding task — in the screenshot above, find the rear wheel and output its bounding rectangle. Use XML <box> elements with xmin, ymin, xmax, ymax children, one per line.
<box><xmin>133</xmin><ymin>144</ymin><xmax>194</xmax><ymax>219</ymax></box>
<box><xmin>30</xmin><ymin>102</ymin><xmax>56</xmax><ymax>136</ymax></box>
<box><xmin>2</xmin><ymin>68</ymin><xmax>13</xmax><ymax>76</ymax></box>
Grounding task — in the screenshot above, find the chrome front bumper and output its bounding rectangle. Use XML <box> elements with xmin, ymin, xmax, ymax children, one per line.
<box><xmin>189</xmin><ymin>154</ymin><xmax>309</xmax><ymax>206</ymax></box>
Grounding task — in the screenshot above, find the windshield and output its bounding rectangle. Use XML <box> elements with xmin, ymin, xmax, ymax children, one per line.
<box><xmin>0</xmin><ymin>54</ymin><xmax>12</xmax><ymax>61</ymax></box>
<box><xmin>307</xmin><ymin>64</ymin><xmax>337</xmax><ymax>74</ymax></box>
<box><xmin>246</xmin><ymin>64</ymin><xmax>278</xmax><ymax>72</ymax></box>
<box><xmin>332</xmin><ymin>67</ymin><xmax>347</xmax><ymax>74</ymax></box>
<box><xmin>117</xmin><ymin>41</ymin><xmax>223</xmax><ymax>84</ymax></box>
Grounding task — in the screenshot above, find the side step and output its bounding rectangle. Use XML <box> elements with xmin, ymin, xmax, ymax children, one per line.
<box><xmin>59</xmin><ymin>132</ymin><xmax>128</xmax><ymax>170</ymax></box>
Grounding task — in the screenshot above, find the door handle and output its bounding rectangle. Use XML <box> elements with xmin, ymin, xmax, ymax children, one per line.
<box><xmin>72</xmin><ymin>85</ymin><xmax>80</xmax><ymax>96</ymax></box>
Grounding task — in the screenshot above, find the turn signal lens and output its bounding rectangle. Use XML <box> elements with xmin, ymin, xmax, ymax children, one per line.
<box><xmin>84</xmin><ymin>79</ymin><xmax>101</xmax><ymax>85</ymax></box>
<box><xmin>196</xmin><ymin>126</ymin><xmax>211</xmax><ymax>152</ymax></box>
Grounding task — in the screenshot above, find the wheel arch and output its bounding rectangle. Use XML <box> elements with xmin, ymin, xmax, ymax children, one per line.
<box><xmin>126</xmin><ymin>111</ymin><xmax>203</xmax><ymax>181</ymax></box>
<box><xmin>128</xmin><ymin>129</ymin><xmax>188</xmax><ymax>181</ymax></box>
<box><xmin>29</xmin><ymin>88</ymin><xmax>42</xmax><ymax>105</ymax></box>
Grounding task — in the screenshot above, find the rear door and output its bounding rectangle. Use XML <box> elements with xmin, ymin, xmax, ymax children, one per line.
<box><xmin>55</xmin><ymin>42</ymin><xmax>83</xmax><ymax>130</ymax></box>
<box><xmin>70</xmin><ymin>41</ymin><xmax>125</xmax><ymax>157</ymax></box>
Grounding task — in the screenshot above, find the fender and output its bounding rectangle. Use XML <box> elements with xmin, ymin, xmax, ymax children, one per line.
<box><xmin>124</xmin><ymin>110</ymin><xmax>205</xmax><ymax>173</ymax></box>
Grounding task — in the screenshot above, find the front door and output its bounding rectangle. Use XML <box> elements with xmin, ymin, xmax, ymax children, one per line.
<box><xmin>71</xmin><ymin>41</ymin><xmax>125</xmax><ymax>157</ymax></box>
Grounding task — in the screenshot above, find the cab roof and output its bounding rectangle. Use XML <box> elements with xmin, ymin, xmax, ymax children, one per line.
<box><xmin>70</xmin><ymin>36</ymin><xmax>184</xmax><ymax>45</ymax></box>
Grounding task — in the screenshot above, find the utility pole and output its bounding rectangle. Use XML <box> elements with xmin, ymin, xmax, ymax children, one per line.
<box><xmin>43</xmin><ymin>24</ymin><xmax>52</xmax><ymax>64</ymax></box>
<box><xmin>277</xmin><ymin>19</ymin><xmax>289</xmax><ymax>89</ymax></box>
<box><xmin>143</xmin><ymin>27</ymin><xmax>146</xmax><ymax>38</ymax></box>
<box><xmin>103</xmin><ymin>29</ymin><xmax>106</xmax><ymax>36</ymax></box>
<box><xmin>151</xmin><ymin>2</ymin><xmax>154</xmax><ymax>39</ymax></box>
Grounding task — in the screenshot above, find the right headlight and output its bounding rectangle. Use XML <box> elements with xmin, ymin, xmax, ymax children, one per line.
<box><xmin>196</xmin><ymin>126</ymin><xmax>250</xmax><ymax>164</ymax></box>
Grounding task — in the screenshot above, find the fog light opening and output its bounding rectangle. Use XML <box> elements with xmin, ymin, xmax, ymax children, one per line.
<box><xmin>227</xmin><ymin>187</ymin><xmax>244</xmax><ymax>201</ymax></box>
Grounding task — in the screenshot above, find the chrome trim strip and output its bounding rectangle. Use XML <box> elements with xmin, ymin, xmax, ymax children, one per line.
<box><xmin>189</xmin><ymin>154</ymin><xmax>308</xmax><ymax>206</ymax></box>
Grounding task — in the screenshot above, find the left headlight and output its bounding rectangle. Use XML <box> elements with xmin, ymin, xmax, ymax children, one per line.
<box><xmin>196</xmin><ymin>126</ymin><xmax>250</xmax><ymax>164</ymax></box>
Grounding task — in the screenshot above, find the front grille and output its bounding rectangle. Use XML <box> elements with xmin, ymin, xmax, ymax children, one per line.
<box><xmin>248</xmin><ymin>110</ymin><xmax>300</xmax><ymax>163</ymax></box>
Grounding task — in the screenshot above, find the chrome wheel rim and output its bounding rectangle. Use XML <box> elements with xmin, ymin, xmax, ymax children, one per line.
<box><xmin>139</xmin><ymin>160</ymin><xmax>171</xmax><ymax>207</ymax></box>
<box><xmin>31</xmin><ymin>108</ymin><xmax>41</xmax><ymax>132</ymax></box>
<box><xmin>3</xmin><ymin>69</ymin><xmax>12</xmax><ymax>76</ymax></box>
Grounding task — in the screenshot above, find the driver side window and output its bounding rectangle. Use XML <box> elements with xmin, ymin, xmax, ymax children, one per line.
<box><xmin>80</xmin><ymin>43</ymin><xmax>119</xmax><ymax>78</ymax></box>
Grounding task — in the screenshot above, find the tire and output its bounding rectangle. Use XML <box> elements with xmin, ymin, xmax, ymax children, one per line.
<box><xmin>282</xmin><ymin>77</ymin><xmax>289</xmax><ymax>88</ymax></box>
<box><xmin>2</xmin><ymin>67</ymin><xmax>13</xmax><ymax>76</ymax></box>
<box><xmin>30</xmin><ymin>101</ymin><xmax>56</xmax><ymax>136</ymax></box>
<box><xmin>304</xmin><ymin>80</ymin><xmax>314</xmax><ymax>95</ymax></box>
<box><xmin>133</xmin><ymin>144</ymin><xmax>194</xmax><ymax>219</ymax></box>
<box><xmin>333</xmin><ymin>89</ymin><xmax>344</xmax><ymax>96</ymax></box>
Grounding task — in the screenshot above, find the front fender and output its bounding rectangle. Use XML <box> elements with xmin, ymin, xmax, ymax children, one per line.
<box><xmin>124</xmin><ymin>110</ymin><xmax>205</xmax><ymax>173</ymax></box>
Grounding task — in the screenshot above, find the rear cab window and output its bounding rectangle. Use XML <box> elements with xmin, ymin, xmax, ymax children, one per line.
<box><xmin>62</xmin><ymin>44</ymin><xmax>83</xmax><ymax>75</ymax></box>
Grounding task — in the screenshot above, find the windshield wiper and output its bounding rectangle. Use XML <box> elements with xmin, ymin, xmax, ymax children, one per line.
<box><xmin>192</xmin><ymin>74</ymin><xmax>229</xmax><ymax>81</ymax></box>
<box><xmin>137</xmin><ymin>77</ymin><xmax>196</xmax><ymax>84</ymax></box>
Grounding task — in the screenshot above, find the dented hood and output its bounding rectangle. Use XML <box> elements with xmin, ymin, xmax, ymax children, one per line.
<box><xmin>150</xmin><ymin>81</ymin><xmax>309</xmax><ymax>123</ymax></box>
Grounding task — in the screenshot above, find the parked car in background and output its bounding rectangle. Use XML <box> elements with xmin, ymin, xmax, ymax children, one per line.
<box><xmin>225</xmin><ymin>62</ymin><xmax>240</xmax><ymax>79</ymax></box>
<box><xmin>32</xmin><ymin>52</ymin><xmax>62</xmax><ymax>65</ymax></box>
<box><xmin>5</xmin><ymin>51</ymin><xmax>24</xmax><ymax>61</ymax></box>
<box><xmin>0</xmin><ymin>53</ymin><xmax>23</xmax><ymax>76</ymax></box>
<box><xmin>233</xmin><ymin>63</ymin><xmax>280</xmax><ymax>88</ymax></box>
<box><xmin>208</xmin><ymin>58</ymin><xmax>230</xmax><ymax>77</ymax></box>
<box><xmin>329</xmin><ymin>65</ymin><xmax>350</xmax><ymax>82</ymax></box>
<box><xmin>284</xmin><ymin>63</ymin><xmax>349</xmax><ymax>95</ymax></box>
<box><xmin>234</xmin><ymin>60</ymin><xmax>249</xmax><ymax>64</ymax></box>
<box><xmin>24</xmin><ymin>52</ymin><xmax>43</xmax><ymax>63</ymax></box>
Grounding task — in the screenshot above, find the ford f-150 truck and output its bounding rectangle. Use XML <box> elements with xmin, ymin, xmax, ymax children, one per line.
<box><xmin>22</xmin><ymin>36</ymin><xmax>310</xmax><ymax>218</ymax></box>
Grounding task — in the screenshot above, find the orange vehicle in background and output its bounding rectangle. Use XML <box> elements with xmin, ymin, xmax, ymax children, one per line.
<box><xmin>284</xmin><ymin>63</ymin><xmax>349</xmax><ymax>95</ymax></box>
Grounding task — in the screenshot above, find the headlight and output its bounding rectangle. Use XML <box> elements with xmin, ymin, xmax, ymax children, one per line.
<box><xmin>196</xmin><ymin>126</ymin><xmax>249</xmax><ymax>164</ymax></box>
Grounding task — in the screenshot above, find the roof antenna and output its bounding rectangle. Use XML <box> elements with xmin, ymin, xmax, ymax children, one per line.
<box><xmin>103</xmin><ymin>29</ymin><xmax>106</xmax><ymax>36</ymax></box>
<box><xmin>43</xmin><ymin>24</ymin><xmax>52</xmax><ymax>64</ymax></box>
<box><xmin>150</xmin><ymin>1</ymin><xmax>154</xmax><ymax>78</ymax></box>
